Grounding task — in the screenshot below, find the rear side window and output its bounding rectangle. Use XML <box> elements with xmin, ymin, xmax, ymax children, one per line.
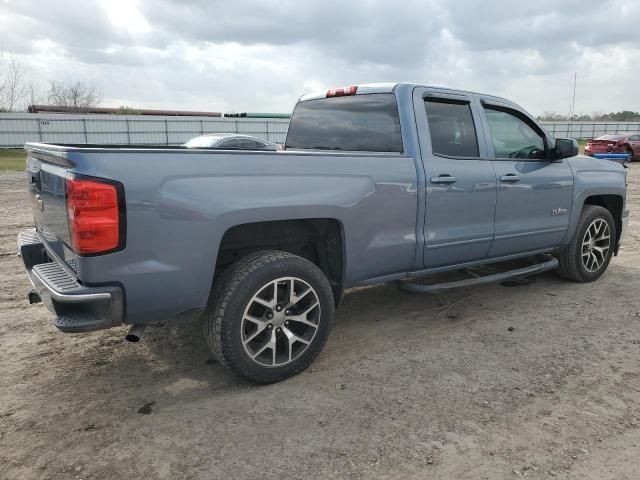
<box><xmin>424</xmin><ymin>99</ymin><xmax>479</xmax><ymax>158</ymax></box>
<box><xmin>285</xmin><ymin>94</ymin><xmax>403</xmax><ymax>152</ymax></box>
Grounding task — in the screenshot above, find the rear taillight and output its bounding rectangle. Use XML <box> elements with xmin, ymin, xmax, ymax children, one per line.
<box><xmin>65</xmin><ymin>175</ymin><xmax>123</xmax><ymax>255</ymax></box>
<box><xmin>326</xmin><ymin>85</ymin><xmax>358</xmax><ymax>97</ymax></box>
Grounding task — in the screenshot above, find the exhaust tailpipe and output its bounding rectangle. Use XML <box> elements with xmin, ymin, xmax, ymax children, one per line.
<box><xmin>28</xmin><ymin>289</ymin><xmax>42</xmax><ymax>304</ymax></box>
<box><xmin>126</xmin><ymin>324</ymin><xmax>146</xmax><ymax>343</ymax></box>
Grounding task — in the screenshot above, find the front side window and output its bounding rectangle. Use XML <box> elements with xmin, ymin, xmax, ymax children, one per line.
<box><xmin>484</xmin><ymin>107</ymin><xmax>546</xmax><ymax>159</ymax></box>
<box><xmin>424</xmin><ymin>98</ymin><xmax>479</xmax><ymax>157</ymax></box>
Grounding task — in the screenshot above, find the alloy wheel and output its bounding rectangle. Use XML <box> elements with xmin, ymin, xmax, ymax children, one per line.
<box><xmin>581</xmin><ymin>218</ymin><xmax>611</xmax><ymax>273</ymax></box>
<box><xmin>241</xmin><ymin>277</ymin><xmax>321</xmax><ymax>367</ymax></box>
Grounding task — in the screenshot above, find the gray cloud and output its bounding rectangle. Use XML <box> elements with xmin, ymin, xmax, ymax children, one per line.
<box><xmin>1</xmin><ymin>0</ymin><xmax>639</xmax><ymax>115</ymax></box>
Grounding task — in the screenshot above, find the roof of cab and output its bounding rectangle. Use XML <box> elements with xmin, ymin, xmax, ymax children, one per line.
<box><xmin>298</xmin><ymin>83</ymin><xmax>398</xmax><ymax>102</ymax></box>
<box><xmin>297</xmin><ymin>82</ymin><xmax>514</xmax><ymax>106</ymax></box>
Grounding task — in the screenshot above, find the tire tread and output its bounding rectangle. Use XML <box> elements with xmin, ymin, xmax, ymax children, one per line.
<box><xmin>204</xmin><ymin>250</ymin><xmax>333</xmax><ymax>383</ymax></box>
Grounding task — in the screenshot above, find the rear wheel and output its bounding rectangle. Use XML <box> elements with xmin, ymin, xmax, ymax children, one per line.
<box><xmin>204</xmin><ymin>250</ymin><xmax>334</xmax><ymax>384</ymax></box>
<box><xmin>556</xmin><ymin>205</ymin><xmax>615</xmax><ymax>282</ymax></box>
<box><xmin>627</xmin><ymin>148</ymin><xmax>635</xmax><ymax>162</ymax></box>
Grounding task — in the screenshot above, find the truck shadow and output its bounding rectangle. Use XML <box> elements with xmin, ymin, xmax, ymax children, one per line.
<box><xmin>43</xmin><ymin>279</ymin><xmax>464</xmax><ymax>411</ymax></box>
<box><xmin>34</xmin><ymin>265</ymin><xmax>629</xmax><ymax>417</ymax></box>
<box><xmin>125</xmin><ymin>276</ymin><xmax>482</xmax><ymax>383</ymax></box>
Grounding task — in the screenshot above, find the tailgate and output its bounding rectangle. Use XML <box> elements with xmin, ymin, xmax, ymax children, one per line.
<box><xmin>25</xmin><ymin>148</ymin><xmax>76</xmax><ymax>269</ymax></box>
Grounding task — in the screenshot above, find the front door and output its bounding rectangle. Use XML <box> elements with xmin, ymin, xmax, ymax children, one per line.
<box><xmin>414</xmin><ymin>89</ymin><xmax>497</xmax><ymax>268</ymax></box>
<box><xmin>479</xmin><ymin>102</ymin><xmax>574</xmax><ymax>257</ymax></box>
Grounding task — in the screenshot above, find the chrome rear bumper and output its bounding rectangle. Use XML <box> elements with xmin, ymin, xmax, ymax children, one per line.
<box><xmin>18</xmin><ymin>228</ymin><xmax>123</xmax><ymax>333</ymax></box>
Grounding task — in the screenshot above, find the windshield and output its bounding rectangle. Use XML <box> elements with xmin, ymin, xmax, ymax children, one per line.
<box><xmin>285</xmin><ymin>94</ymin><xmax>403</xmax><ymax>152</ymax></box>
<box><xmin>184</xmin><ymin>135</ymin><xmax>225</xmax><ymax>148</ymax></box>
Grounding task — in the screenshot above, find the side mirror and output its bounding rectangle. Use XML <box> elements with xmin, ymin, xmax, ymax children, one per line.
<box><xmin>554</xmin><ymin>138</ymin><xmax>579</xmax><ymax>159</ymax></box>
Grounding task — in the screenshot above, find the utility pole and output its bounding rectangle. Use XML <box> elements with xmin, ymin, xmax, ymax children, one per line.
<box><xmin>570</xmin><ymin>72</ymin><xmax>577</xmax><ymax>121</ymax></box>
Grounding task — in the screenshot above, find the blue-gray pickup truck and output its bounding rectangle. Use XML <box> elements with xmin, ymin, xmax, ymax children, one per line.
<box><xmin>19</xmin><ymin>83</ymin><xmax>629</xmax><ymax>383</ymax></box>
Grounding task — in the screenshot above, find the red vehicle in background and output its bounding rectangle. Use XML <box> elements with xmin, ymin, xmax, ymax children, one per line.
<box><xmin>584</xmin><ymin>133</ymin><xmax>640</xmax><ymax>161</ymax></box>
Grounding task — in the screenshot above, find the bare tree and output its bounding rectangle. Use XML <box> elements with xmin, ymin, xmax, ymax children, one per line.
<box><xmin>48</xmin><ymin>80</ymin><xmax>102</xmax><ymax>112</ymax></box>
<box><xmin>0</xmin><ymin>51</ymin><xmax>5</xmax><ymax>109</ymax></box>
<box><xmin>23</xmin><ymin>80</ymin><xmax>45</xmax><ymax>111</ymax></box>
<box><xmin>0</xmin><ymin>55</ymin><xmax>26</xmax><ymax>111</ymax></box>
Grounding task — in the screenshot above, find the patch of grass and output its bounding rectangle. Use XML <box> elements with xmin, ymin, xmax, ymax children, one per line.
<box><xmin>577</xmin><ymin>138</ymin><xmax>586</xmax><ymax>155</ymax></box>
<box><xmin>0</xmin><ymin>149</ymin><xmax>26</xmax><ymax>171</ymax></box>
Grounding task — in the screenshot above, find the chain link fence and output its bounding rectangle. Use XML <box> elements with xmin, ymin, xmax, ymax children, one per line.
<box><xmin>0</xmin><ymin>113</ymin><xmax>290</xmax><ymax>148</ymax></box>
<box><xmin>539</xmin><ymin>121</ymin><xmax>640</xmax><ymax>139</ymax></box>
<box><xmin>2</xmin><ymin>113</ymin><xmax>640</xmax><ymax>149</ymax></box>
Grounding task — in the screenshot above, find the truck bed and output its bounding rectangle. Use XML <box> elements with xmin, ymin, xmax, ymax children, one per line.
<box><xmin>24</xmin><ymin>141</ymin><xmax>419</xmax><ymax>326</ymax></box>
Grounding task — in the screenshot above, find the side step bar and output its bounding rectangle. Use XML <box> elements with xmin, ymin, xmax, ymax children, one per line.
<box><xmin>398</xmin><ymin>255</ymin><xmax>559</xmax><ymax>294</ymax></box>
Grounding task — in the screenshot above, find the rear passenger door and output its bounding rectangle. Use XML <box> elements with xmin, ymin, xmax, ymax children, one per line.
<box><xmin>478</xmin><ymin>100</ymin><xmax>574</xmax><ymax>257</ymax></box>
<box><xmin>414</xmin><ymin>88</ymin><xmax>497</xmax><ymax>268</ymax></box>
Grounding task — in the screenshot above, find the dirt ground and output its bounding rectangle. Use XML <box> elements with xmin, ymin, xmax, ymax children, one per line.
<box><xmin>1</xmin><ymin>165</ymin><xmax>639</xmax><ymax>480</ymax></box>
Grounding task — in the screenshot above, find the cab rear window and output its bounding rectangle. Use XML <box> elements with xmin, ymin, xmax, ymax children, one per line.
<box><xmin>596</xmin><ymin>135</ymin><xmax>624</xmax><ymax>141</ymax></box>
<box><xmin>285</xmin><ymin>94</ymin><xmax>403</xmax><ymax>153</ymax></box>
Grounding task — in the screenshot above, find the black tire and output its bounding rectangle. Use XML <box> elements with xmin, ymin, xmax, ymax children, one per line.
<box><xmin>204</xmin><ymin>250</ymin><xmax>334</xmax><ymax>384</ymax></box>
<box><xmin>556</xmin><ymin>205</ymin><xmax>616</xmax><ymax>282</ymax></box>
<box><xmin>627</xmin><ymin>148</ymin><xmax>635</xmax><ymax>162</ymax></box>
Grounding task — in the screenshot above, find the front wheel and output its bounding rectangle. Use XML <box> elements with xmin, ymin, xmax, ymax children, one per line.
<box><xmin>556</xmin><ymin>205</ymin><xmax>616</xmax><ymax>282</ymax></box>
<box><xmin>204</xmin><ymin>250</ymin><xmax>335</xmax><ymax>384</ymax></box>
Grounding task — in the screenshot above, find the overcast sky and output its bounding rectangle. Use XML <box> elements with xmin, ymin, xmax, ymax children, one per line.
<box><xmin>1</xmin><ymin>0</ymin><xmax>639</xmax><ymax>115</ymax></box>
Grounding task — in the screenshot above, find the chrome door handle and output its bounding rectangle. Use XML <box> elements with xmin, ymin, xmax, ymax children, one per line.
<box><xmin>430</xmin><ymin>175</ymin><xmax>457</xmax><ymax>184</ymax></box>
<box><xmin>500</xmin><ymin>174</ymin><xmax>520</xmax><ymax>182</ymax></box>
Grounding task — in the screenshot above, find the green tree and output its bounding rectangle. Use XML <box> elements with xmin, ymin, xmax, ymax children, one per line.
<box><xmin>114</xmin><ymin>105</ymin><xmax>142</xmax><ymax>115</ymax></box>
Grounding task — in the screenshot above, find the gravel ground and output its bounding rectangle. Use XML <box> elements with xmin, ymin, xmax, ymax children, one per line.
<box><xmin>1</xmin><ymin>166</ymin><xmax>639</xmax><ymax>480</ymax></box>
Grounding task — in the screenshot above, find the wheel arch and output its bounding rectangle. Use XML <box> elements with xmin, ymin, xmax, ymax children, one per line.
<box><xmin>213</xmin><ymin>218</ymin><xmax>346</xmax><ymax>306</ymax></box>
<box><xmin>572</xmin><ymin>194</ymin><xmax>624</xmax><ymax>253</ymax></box>
<box><xmin>583</xmin><ymin>194</ymin><xmax>623</xmax><ymax>247</ymax></box>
